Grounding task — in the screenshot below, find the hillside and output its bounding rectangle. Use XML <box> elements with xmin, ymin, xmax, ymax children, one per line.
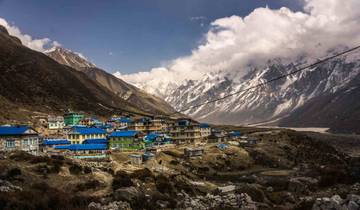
<box><xmin>279</xmin><ymin>73</ymin><xmax>360</xmax><ymax>134</ymax></box>
<box><xmin>1</xmin><ymin>130</ymin><xmax>360</xmax><ymax>209</ymax></box>
<box><xmin>46</xmin><ymin>47</ymin><xmax>175</xmax><ymax>115</ymax></box>
<box><xmin>0</xmin><ymin>26</ymin><xmax>149</xmax><ymax>121</ymax></box>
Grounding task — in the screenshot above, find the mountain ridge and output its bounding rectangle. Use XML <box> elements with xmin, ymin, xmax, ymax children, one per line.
<box><xmin>45</xmin><ymin>46</ymin><xmax>176</xmax><ymax>115</ymax></box>
<box><xmin>0</xmin><ymin>26</ymin><xmax>161</xmax><ymax>122</ymax></box>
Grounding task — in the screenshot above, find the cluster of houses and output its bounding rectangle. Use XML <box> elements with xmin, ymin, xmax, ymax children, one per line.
<box><xmin>0</xmin><ymin>111</ymin><xmax>257</xmax><ymax>160</ymax></box>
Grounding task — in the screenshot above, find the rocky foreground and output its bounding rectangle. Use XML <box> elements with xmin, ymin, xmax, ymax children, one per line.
<box><xmin>0</xmin><ymin>129</ymin><xmax>360</xmax><ymax>210</ymax></box>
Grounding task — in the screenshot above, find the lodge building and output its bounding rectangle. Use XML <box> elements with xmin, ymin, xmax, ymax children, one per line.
<box><xmin>0</xmin><ymin>125</ymin><xmax>39</xmax><ymax>155</ymax></box>
<box><xmin>67</xmin><ymin>127</ymin><xmax>106</xmax><ymax>144</ymax></box>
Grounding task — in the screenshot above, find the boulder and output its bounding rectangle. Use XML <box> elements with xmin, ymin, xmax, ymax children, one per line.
<box><xmin>348</xmin><ymin>201</ymin><xmax>359</xmax><ymax>210</ymax></box>
<box><xmin>312</xmin><ymin>195</ymin><xmax>346</xmax><ymax>210</ymax></box>
<box><xmin>347</xmin><ymin>194</ymin><xmax>360</xmax><ymax>204</ymax></box>
<box><xmin>217</xmin><ymin>185</ymin><xmax>236</xmax><ymax>194</ymax></box>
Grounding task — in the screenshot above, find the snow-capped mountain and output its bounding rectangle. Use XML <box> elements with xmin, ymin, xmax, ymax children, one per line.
<box><xmin>167</xmin><ymin>53</ymin><xmax>360</xmax><ymax>125</ymax></box>
<box><xmin>118</xmin><ymin>50</ymin><xmax>360</xmax><ymax>130</ymax></box>
<box><xmin>165</xmin><ymin>53</ymin><xmax>360</xmax><ymax>125</ymax></box>
<box><xmin>113</xmin><ymin>71</ymin><xmax>179</xmax><ymax>99</ymax></box>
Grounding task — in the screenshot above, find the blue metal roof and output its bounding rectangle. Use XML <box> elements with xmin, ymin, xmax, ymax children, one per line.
<box><xmin>83</xmin><ymin>138</ymin><xmax>108</xmax><ymax>144</ymax></box>
<box><xmin>144</xmin><ymin>133</ymin><xmax>161</xmax><ymax>142</ymax></box>
<box><xmin>229</xmin><ymin>131</ymin><xmax>241</xmax><ymax>137</ymax></box>
<box><xmin>143</xmin><ymin>152</ymin><xmax>155</xmax><ymax>158</ymax></box>
<box><xmin>55</xmin><ymin>144</ymin><xmax>107</xmax><ymax>151</ymax></box>
<box><xmin>71</xmin><ymin>125</ymin><xmax>87</xmax><ymax>128</ymax></box>
<box><xmin>0</xmin><ymin>126</ymin><xmax>35</xmax><ymax>136</ymax></box>
<box><xmin>109</xmin><ymin>130</ymin><xmax>138</xmax><ymax>137</ymax></box>
<box><xmin>43</xmin><ymin>139</ymin><xmax>70</xmax><ymax>145</ymax></box>
<box><xmin>95</xmin><ymin>124</ymin><xmax>113</xmax><ymax>130</ymax></box>
<box><xmin>200</xmin><ymin>123</ymin><xmax>210</xmax><ymax>128</ymax></box>
<box><xmin>217</xmin><ymin>143</ymin><xmax>229</xmax><ymax>150</ymax></box>
<box><xmin>70</xmin><ymin>127</ymin><xmax>106</xmax><ymax>135</ymax></box>
<box><xmin>117</xmin><ymin>118</ymin><xmax>133</xmax><ymax>123</ymax></box>
<box><xmin>144</xmin><ymin>133</ymin><xmax>172</xmax><ymax>144</ymax></box>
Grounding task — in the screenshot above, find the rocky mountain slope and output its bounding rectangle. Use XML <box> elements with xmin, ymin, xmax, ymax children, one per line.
<box><xmin>0</xmin><ymin>25</ymin><xmax>157</xmax><ymax>121</ymax></box>
<box><xmin>45</xmin><ymin>47</ymin><xmax>96</xmax><ymax>70</ymax></box>
<box><xmin>125</xmin><ymin>51</ymin><xmax>360</xmax><ymax>133</ymax></box>
<box><xmin>46</xmin><ymin>47</ymin><xmax>175</xmax><ymax>115</ymax></box>
<box><xmin>279</xmin><ymin>72</ymin><xmax>360</xmax><ymax>134</ymax></box>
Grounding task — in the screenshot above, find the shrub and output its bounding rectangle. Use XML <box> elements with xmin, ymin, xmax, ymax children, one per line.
<box><xmin>112</xmin><ymin>171</ymin><xmax>134</xmax><ymax>189</ymax></box>
<box><xmin>155</xmin><ymin>175</ymin><xmax>174</xmax><ymax>194</ymax></box>
<box><xmin>69</xmin><ymin>164</ymin><xmax>83</xmax><ymax>175</ymax></box>
<box><xmin>6</xmin><ymin>168</ymin><xmax>21</xmax><ymax>179</ymax></box>
<box><xmin>130</xmin><ymin>168</ymin><xmax>154</xmax><ymax>181</ymax></box>
<box><xmin>75</xmin><ymin>180</ymin><xmax>102</xmax><ymax>192</ymax></box>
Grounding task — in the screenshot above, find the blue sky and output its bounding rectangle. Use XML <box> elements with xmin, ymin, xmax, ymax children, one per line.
<box><xmin>0</xmin><ymin>0</ymin><xmax>302</xmax><ymax>74</ymax></box>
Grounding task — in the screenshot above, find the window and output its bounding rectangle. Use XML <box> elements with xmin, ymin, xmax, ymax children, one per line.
<box><xmin>6</xmin><ymin>140</ymin><xmax>15</xmax><ymax>148</ymax></box>
<box><xmin>23</xmin><ymin>139</ymin><xmax>29</xmax><ymax>145</ymax></box>
<box><xmin>31</xmin><ymin>138</ymin><xmax>38</xmax><ymax>144</ymax></box>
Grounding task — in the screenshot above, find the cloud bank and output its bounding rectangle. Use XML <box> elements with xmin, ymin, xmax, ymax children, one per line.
<box><xmin>0</xmin><ymin>17</ymin><xmax>58</xmax><ymax>52</ymax></box>
<box><xmin>115</xmin><ymin>0</ymin><xmax>360</xmax><ymax>96</ymax></box>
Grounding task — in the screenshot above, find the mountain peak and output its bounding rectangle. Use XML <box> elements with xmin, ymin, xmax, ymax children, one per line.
<box><xmin>45</xmin><ymin>46</ymin><xmax>96</xmax><ymax>71</ymax></box>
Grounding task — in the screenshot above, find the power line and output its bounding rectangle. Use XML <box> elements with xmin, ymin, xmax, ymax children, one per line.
<box><xmin>170</xmin><ymin>45</ymin><xmax>360</xmax><ymax>116</ymax></box>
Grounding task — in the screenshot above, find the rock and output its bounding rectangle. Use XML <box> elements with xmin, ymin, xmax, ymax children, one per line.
<box><xmin>331</xmin><ymin>195</ymin><xmax>343</xmax><ymax>205</ymax></box>
<box><xmin>295</xmin><ymin>197</ymin><xmax>315</xmax><ymax>210</ymax></box>
<box><xmin>240</xmin><ymin>193</ymin><xmax>257</xmax><ymax>209</ymax></box>
<box><xmin>0</xmin><ymin>179</ymin><xmax>23</xmax><ymax>192</ymax></box>
<box><xmin>348</xmin><ymin>201</ymin><xmax>359</xmax><ymax>210</ymax></box>
<box><xmin>351</xmin><ymin>183</ymin><xmax>360</xmax><ymax>192</ymax></box>
<box><xmin>266</xmin><ymin>187</ymin><xmax>274</xmax><ymax>192</ymax></box>
<box><xmin>288</xmin><ymin>177</ymin><xmax>318</xmax><ymax>194</ymax></box>
<box><xmin>312</xmin><ymin>195</ymin><xmax>347</xmax><ymax>210</ymax></box>
<box><xmin>177</xmin><ymin>192</ymin><xmax>257</xmax><ymax>209</ymax></box>
<box><xmin>156</xmin><ymin>200</ymin><xmax>170</xmax><ymax>208</ymax></box>
<box><xmin>217</xmin><ymin>185</ymin><xmax>236</xmax><ymax>194</ymax></box>
<box><xmin>113</xmin><ymin>187</ymin><xmax>142</xmax><ymax>203</ymax></box>
<box><xmin>88</xmin><ymin>201</ymin><xmax>132</xmax><ymax>210</ymax></box>
<box><xmin>347</xmin><ymin>194</ymin><xmax>360</xmax><ymax>203</ymax></box>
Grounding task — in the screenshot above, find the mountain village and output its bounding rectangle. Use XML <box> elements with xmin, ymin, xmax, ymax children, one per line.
<box><xmin>1</xmin><ymin>1</ymin><xmax>360</xmax><ymax>208</ymax></box>
<box><xmin>0</xmin><ymin>111</ymin><xmax>254</xmax><ymax>163</ymax></box>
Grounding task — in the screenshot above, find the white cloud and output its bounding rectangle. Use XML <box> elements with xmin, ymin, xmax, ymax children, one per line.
<box><xmin>52</xmin><ymin>41</ymin><xmax>62</xmax><ymax>47</ymax></box>
<box><xmin>116</xmin><ymin>0</ymin><xmax>360</xmax><ymax>97</ymax></box>
<box><xmin>0</xmin><ymin>17</ymin><xmax>59</xmax><ymax>52</ymax></box>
